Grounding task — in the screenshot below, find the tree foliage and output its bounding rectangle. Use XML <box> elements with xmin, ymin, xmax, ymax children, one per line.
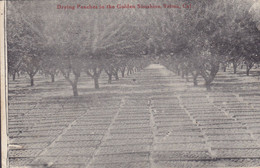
<box><xmin>7</xmin><ymin>0</ymin><xmax>260</xmax><ymax>94</ymax></box>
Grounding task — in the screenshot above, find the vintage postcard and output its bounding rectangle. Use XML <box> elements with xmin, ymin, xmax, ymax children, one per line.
<box><xmin>1</xmin><ymin>0</ymin><xmax>260</xmax><ymax>168</ymax></box>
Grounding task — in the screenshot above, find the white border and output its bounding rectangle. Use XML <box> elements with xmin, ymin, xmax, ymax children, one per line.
<box><xmin>1</xmin><ymin>1</ymin><xmax>8</xmax><ymax>168</ymax></box>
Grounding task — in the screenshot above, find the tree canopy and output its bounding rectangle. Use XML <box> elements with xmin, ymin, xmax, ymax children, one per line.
<box><xmin>7</xmin><ymin>0</ymin><xmax>260</xmax><ymax>94</ymax></box>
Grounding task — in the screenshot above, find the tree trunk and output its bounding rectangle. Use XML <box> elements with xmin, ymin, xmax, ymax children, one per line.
<box><xmin>121</xmin><ymin>68</ymin><xmax>125</xmax><ymax>78</ymax></box>
<box><xmin>128</xmin><ymin>68</ymin><xmax>133</xmax><ymax>75</ymax></box>
<box><xmin>181</xmin><ymin>70</ymin><xmax>185</xmax><ymax>79</ymax></box>
<box><xmin>246</xmin><ymin>67</ymin><xmax>250</xmax><ymax>76</ymax></box>
<box><xmin>87</xmin><ymin>68</ymin><xmax>101</xmax><ymax>89</ymax></box>
<box><xmin>61</xmin><ymin>69</ymin><xmax>79</xmax><ymax>96</ymax></box>
<box><xmin>191</xmin><ymin>70</ymin><xmax>199</xmax><ymax>86</ymax></box>
<box><xmin>174</xmin><ymin>64</ymin><xmax>180</xmax><ymax>76</ymax></box>
<box><xmin>203</xmin><ymin>75</ymin><xmax>214</xmax><ymax>91</ymax></box>
<box><xmin>108</xmin><ymin>74</ymin><xmax>112</xmax><ymax>84</ymax></box>
<box><xmin>12</xmin><ymin>73</ymin><xmax>16</xmax><ymax>81</ymax></box>
<box><xmin>105</xmin><ymin>69</ymin><xmax>113</xmax><ymax>84</ymax></box>
<box><xmin>193</xmin><ymin>77</ymin><xmax>198</xmax><ymax>86</ymax></box>
<box><xmin>72</xmin><ymin>84</ymin><xmax>78</xmax><ymax>96</ymax></box>
<box><xmin>114</xmin><ymin>72</ymin><xmax>119</xmax><ymax>80</ymax></box>
<box><xmin>94</xmin><ymin>76</ymin><xmax>99</xmax><ymax>89</ymax></box>
<box><xmin>51</xmin><ymin>74</ymin><xmax>55</xmax><ymax>82</ymax></box>
<box><xmin>130</xmin><ymin>67</ymin><xmax>134</xmax><ymax>74</ymax></box>
<box><xmin>233</xmin><ymin>62</ymin><xmax>237</xmax><ymax>74</ymax></box>
<box><xmin>205</xmin><ymin>81</ymin><xmax>211</xmax><ymax>91</ymax></box>
<box><xmin>200</xmin><ymin>63</ymin><xmax>219</xmax><ymax>91</ymax></box>
<box><xmin>185</xmin><ymin>70</ymin><xmax>189</xmax><ymax>82</ymax></box>
<box><xmin>30</xmin><ymin>75</ymin><xmax>34</xmax><ymax>86</ymax></box>
<box><xmin>246</xmin><ymin>62</ymin><xmax>253</xmax><ymax>76</ymax></box>
<box><xmin>192</xmin><ymin>73</ymin><xmax>198</xmax><ymax>86</ymax></box>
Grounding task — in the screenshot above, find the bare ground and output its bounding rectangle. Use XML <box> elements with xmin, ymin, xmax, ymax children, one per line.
<box><xmin>8</xmin><ymin>64</ymin><xmax>260</xmax><ymax>168</ymax></box>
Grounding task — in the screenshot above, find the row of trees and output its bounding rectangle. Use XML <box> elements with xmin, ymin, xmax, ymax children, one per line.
<box><xmin>7</xmin><ymin>0</ymin><xmax>151</xmax><ymax>96</ymax></box>
<box><xmin>7</xmin><ymin>0</ymin><xmax>260</xmax><ymax>95</ymax></box>
<box><xmin>154</xmin><ymin>0</ymin><xmax>260</xmax><ymax>90</ymax></box>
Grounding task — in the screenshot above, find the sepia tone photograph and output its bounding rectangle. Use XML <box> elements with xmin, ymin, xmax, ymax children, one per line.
<box><xmin>1</xmin><ymin>0</ymin><xmax>260</xmax><ymax>167</ymax></box>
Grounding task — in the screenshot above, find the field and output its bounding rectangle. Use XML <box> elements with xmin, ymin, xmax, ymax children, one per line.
<box><xmin>8</xmin><ymin>64</ymin><xmax>260</xmax><ymax>168</ymax></box>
